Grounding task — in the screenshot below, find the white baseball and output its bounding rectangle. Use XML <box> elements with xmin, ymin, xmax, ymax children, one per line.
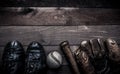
<box><xmin>47</xmin><ymin>51</ymin><xmax>62</xmax><ymax>69</ymax></box>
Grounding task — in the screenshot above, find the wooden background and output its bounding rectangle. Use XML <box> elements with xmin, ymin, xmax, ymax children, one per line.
<box><xmin>0</xmin><ymin>0</ymin><xmax>120</xmax><ymax>8</ymax></box>
<box><xmin>0</xmin><ymin>7</ymin><xmax>120</xmax><ymax>74</ymax></box>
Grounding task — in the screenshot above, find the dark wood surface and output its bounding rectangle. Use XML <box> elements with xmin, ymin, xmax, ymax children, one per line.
<box><xmin>0</xmin><ymin>25</ymin><xmax>120</xmax><ymax>46</ymax></box>
<box><xmin>0</xmin><ymin>8</ymin><xmax>120</xmax><ymax>26</ymax></box>
<box><xmin>0</xmin><ymin>0</ymin><xmax>120</xmax><ymax>8</ymax></box>
<box><xmin>0</xmin><ymin>7</ymin><xmax>120</xmax><ymax>74</ymax></box>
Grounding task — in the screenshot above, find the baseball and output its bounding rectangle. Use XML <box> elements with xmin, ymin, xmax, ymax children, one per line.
<box><xmin>47</xmin><ymin>51</ymin><xmax>62</xmax><ymax>69</ymax></box>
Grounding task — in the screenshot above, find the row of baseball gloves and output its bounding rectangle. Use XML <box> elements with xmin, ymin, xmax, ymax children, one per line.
<box><xmin>60</xmin><ymin>38</ymin><xmax>120</xmax><ymax>74</ymax></box>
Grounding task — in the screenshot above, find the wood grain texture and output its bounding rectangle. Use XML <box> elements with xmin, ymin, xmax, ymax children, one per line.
<box><xmin>47</xmin><ymin>66</ymin><xmax>72</xmax><ymax>74</ymax></box>
<box><xmin>0</xmin><ymin>25</ymin><xmax>120</xmax><ymax>46</ymax></box>
<box><xmin>0</xmin><ymin>0</ymin><xmax>119</xmax><ymax>8</ymax></box>
<box><xmin>0</xmin><ymin>8</ymin><xmax>120</xmax><ymax>26</ymax></box>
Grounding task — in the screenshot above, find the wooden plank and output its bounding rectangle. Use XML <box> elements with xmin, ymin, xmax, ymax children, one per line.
<box><xmin>47</xmin><ymin>66</ymin><xmax>72</xmax><ymax>74</ymax></box>
<box><xmin>0</xmin><ymin>8</ymin><xmax>120</xmax><ymax>26</ymax></box>
<box><xmin>0</xmin><ymin>25</ymin><xmax>120</xmax><ymax>46</ymax></box>
<box><xmin>0</xmin><ymin>0</ymin><xmax>119</xmax><ymax>8</ymax></box>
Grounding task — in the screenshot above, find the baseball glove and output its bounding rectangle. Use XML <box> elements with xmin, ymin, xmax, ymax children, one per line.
<box><xmin>74</xmin><ymin>38</ymin><xmax>120</xmax><ymax>74</ymax></box>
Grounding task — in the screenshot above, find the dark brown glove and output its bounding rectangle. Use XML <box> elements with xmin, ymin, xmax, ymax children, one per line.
<box><xmin>74</xmin><ymin>38</ymin><xmax>112</xmax><ymax>74</ymax></box>
<box><xmin>105</xmin><ymin>38</ymin><xmax>120</xmax><ymax>63</ymax></box>
<box><xmin>74</xmin><ymin>47</ymin><xmax>96</xmax><ymax>74</ymax></box>
<box><xmin>105</xmin><ymin>38</ymin><xmax>120</xmax><ymax>74</ymax></box>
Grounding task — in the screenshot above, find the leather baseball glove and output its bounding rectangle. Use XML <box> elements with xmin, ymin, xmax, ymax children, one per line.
<box><xmin>74</xmin><ymin>38</ymin><xmax>120</xmax><ymax>74</ymax></box>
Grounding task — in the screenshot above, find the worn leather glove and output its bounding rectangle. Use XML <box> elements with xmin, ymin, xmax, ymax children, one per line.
<box><xmin>105</xmin><ymin>38</ymin><xmax>120</xmax><ymax>63</ymax></box>
<box><xmin>74</xmin><ymin>38</ymin><xmax>120</xmax><ymax>74</ymax></box>
<box><xmin>105</xmin><ymin>38</ymin><xmax>120</xmax><ymax>74</ymax></box>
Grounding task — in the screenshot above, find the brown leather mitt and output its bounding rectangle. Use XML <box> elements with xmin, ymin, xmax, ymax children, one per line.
<box><xmin>74</xmin><ymin>47</ymin><xmax>96</xmax><ymax>74</ymax></box>
<box><xmin>105</xmin><ymin>38</ymin><xmax>120</xmax><ymax>74</ymax></box>
<box><xmin>105</xmin><ymin>38</ymin><xmax>120</xmax><ymax>63</ymax></box>
<box><xmin>74</xmin><ymin>38</ymin><xmax>111</xmax><ymax>74</ymax></box>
